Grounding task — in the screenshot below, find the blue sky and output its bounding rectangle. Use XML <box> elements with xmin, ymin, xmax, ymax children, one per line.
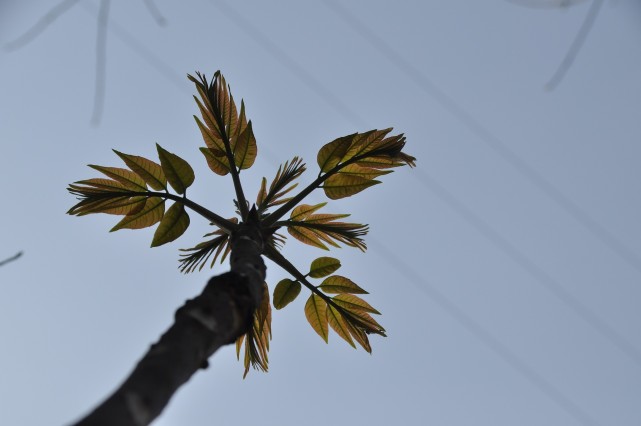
<box><xmin>1</xmin><ymin>1</ymin><xmax>640</xmax><ymax>425</ymax></box>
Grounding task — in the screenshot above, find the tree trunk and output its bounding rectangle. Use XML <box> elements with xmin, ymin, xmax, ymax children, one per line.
<box><xmin>71</xmin><ymin>221</ymin><xmax>265</xmax><ymax>426</ymax></box>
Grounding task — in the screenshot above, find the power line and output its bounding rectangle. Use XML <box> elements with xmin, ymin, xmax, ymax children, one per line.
<box><xmin>371</xmin><ymin>237</ymin><xmax>601</xmax><ymax>426</ymax></box>
<box><xmin>207</xmin><ymin>0</ymin><xmax>607</xmax><ymax>423</ymax></box>
<box><xmin>321</xmin><ymin>0</ymin><xmax>641</xmax><ymax>277</ymax></box>
<box><xmin>59</xmin><ymin>3</ymin><xmax>617</xmax><ymax>422</ymax></box>
<box><xmin>544</xmin><ymin>0</ymin><xmax>604</xmax><ymax>90</ymax></box>
<box><xmin>207</xmin><ymin>0</ymin><xmax>638</xmax><ymax>364</ymax></box>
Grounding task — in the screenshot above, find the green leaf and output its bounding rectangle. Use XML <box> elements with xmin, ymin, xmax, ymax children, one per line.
<box><xmin>308</xmin><ymin>257</ymin><xmax>341</xmax><ymax>278</ymax></box>
<box><xmin>305</xmin><ymin>294</ymin><xmax>328</xmax><ymax>342</ymax></box>
<box><xmin>151</xmin><ymin>202</ymin><xmax>190</xmax><ymax>247</ymax></box>
<box><xmin>322</xmin><ymin>174</ymin><xmax>380</xmax><ymax>200</ymax></box>
<box><xmin>333</xmin><ymin>294</ymin><xmax>380</xmax><ymax>314</ymax></box>
<box><xmin>113</xmin><ymin>150</ymin><xmax>167</xmax><ymax>191</ymax></box>
<box><xmin>272</xmin><ymin>278</ymin><xmax>301</xmax><ymax>310</ymax></box>
<box><xmin>318</xmin><ymin>275</ymin><xmax>368</xmax><ymax>294</ymax></box>
<box><xmin>88</xmin><ymin>165</ymin><xmax>147</xmax><ymax>190</ymax></box>
<box><xmin>110</xmin><ymin>197</ymin><xmax>165</xmax><ymax>231</ymax></box>
<box><xmin>156</xmin><ymin>144</ymin><xmax>195</xmax><ymax>194</ymax></box>
<box><xmin>327</xmin><ymin>305</ymin><xmax>355</xmax><ymax>348</ymax></box>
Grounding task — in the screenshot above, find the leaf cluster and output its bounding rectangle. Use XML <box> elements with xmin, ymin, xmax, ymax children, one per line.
<box><xmin>67</xmin><ymin>70</ymin><xmax>415</xmax><ymax>376</ymax></box>
<box><xmin>273</xmin><ymin>256</ymin><xmax>383</xmax><ymax>352</ymax></box>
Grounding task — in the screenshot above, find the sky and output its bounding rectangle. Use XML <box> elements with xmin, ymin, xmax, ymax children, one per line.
<box><xmin>1</xmin><ymin>1</ymin><xmax>640</xmax><ymax>425</ymax></box>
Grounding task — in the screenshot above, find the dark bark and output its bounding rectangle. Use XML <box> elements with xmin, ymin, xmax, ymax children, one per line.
<box><xmin>71</xmin><ymin>221</ymin><xmax>265</xmax><ymax>426</ymax></box>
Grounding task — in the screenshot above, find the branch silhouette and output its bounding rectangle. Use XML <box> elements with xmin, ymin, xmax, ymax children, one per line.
<box><xmin>0</xmin><ymin>251</ymin><xmax>23</xmax><ymax>267</ymax></box>
<box><xmin>4</xmin><ymin>0</ymin><xmax>166</xmax><ymax>125</ymax></box>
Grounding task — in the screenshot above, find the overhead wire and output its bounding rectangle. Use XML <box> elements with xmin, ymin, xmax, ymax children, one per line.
<box><xmin>203</xmin><ymin>0</ymin><xmax>610</xmax><ymax>424</ymax></box>
<box><xmin>46</xmin><ymin>2</ymin><xmax>620</xmax><ymax>423</ymax></box>
<box><xmin>321</xmin><ymin>0</ymin><xmax>641</xmax><ymax>277</ymax></box>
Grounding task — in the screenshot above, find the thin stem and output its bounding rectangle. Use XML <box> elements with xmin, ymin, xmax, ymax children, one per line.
<box><xmin>211</xmin><ymin>100</ymin><xmax>249</xmax><ymax>220</ymax></box>
<box><xmin>146</xmin><ymin>191</ymin><xmax>238</xmax><ymax>232</ymax></box>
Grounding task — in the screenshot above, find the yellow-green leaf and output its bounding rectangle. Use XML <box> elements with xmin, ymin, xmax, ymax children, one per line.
<box><xmin>290</xmin><ymin>202</ymin><xmax>326</xmax><ymax>221</ymax></box>
<box><xmin>156</xmin><ymin>144</ymin><xmax>195</xmax><ymax>194</ymax></box>
<box><xmin>256</xmin><ymin>177</ymin><xmax>267</xmax><ymax>206</ymax></box>
<box><xmin>317</xmin><ymin>133</ymin><xmax>356</xmax><ymax>173</ymax></box>
<box><xmin>339</xmin><ymin>164</ymin><xmax>392</xmax><ymax>180</ymax></box>
<box><xmin>200</xmin><ymin>147</ymin><xmax>230</xmax><ymax>176</ymax></box>
<box><xmin>323</xmin><ymin>174</ymin><xmax>379</xmax><ymax>200</ymax></box>
<box><xmin>344</xmin><ymin>320</ymin><xmax>372</xmax><ymax>353</ymax></box>
<box><xmin>343</xmin><ymin>128</ymin><xmax>391</xmax><ymax>159</ymax></box>
<box><xmin>309</xmin><ymin>257</ymin><xmax>341</xmax><ymax>278</ymax></box>
<box><xmin>111</xmin><ymin>197</ymin><xmax>165</xmax><ymax>231</ymax></box>
<box><xmin>113</xmin><ymin>150</ymin><xmax>167</xmax><ymax>191</ymax></box>
<box><xmin>287</xmin><ymin>226</ymin><xmax>329</xmax><ymax>251</ymax></box>
<box><xmin>194</xmin><ymin>114</ymin><xmax>225</xmax><ymax>152</ymax></box>
<box><xmin>333</xmin><ymin>294</ymin><xmax>380</xmax><ymax>314</ymax></box>
<box><xmin>151</xmin><ymin>202</ymin><xmax>190</xmax><ymax>247</ymax></box>
<box><xmin>72</xmin><ymin>196</ymin><xmax>147</xmax><ymax>216</ymax></box>
<box><xmin>89</xmin><ymin>165</ymin><xmax>147</xmax><ymax>190</ymax></box>
<box><xmin>272</xmin><ymin>278</ymin><xmax>301</xmax><ymax>310</ymax></box>
<box><xmin>327</xmin><ymin>305</ymin><xmax>356</xmax><ymax>348</ymax></box>
<box><xmin>305</xmin><ymin>294</ymin><xmax>328</xmax><ymax>342</ymax></box>
<box><xmin>340</xmin><ymin>307</ymin><xmax>385</xmax><ymax>336</ymax></box>
<box><xmin>72</xmin><ymin>178</ymin><xmax>132</xmax><ymax>193</ymax></box>
<box><xmin>232</xmin><ymin>120</ymin><xmax>257</xmax><ymax>170</ymax></box>
<box><xmin>319</xmin><ymin>275</ymin><xmax>368</xmax><ymax>294</ymax></box>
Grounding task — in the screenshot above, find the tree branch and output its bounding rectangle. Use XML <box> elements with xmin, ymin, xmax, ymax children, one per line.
<box><xmin>71</xmin><ymin>218</ymin><xmax>266</xmax><ymax>425</ymax></box>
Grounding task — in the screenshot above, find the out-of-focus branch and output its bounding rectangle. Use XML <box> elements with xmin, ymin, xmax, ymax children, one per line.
<box><xmin>0</xmin><ymin>251</ymin><xmax>23</xmax><ymax>267</ymax></box>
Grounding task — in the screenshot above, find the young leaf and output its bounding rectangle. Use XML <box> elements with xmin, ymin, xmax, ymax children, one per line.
<box><xmin>322</xmin><ymin>174</ymin><xmax>380</xmax><ymax>200</ymax></box>
<box><xmin>237</xmin><ymin>282</ymin><xmax>271</xmax><ymax>377</ymax></box>
<box><xmin>178</xmin><ymin>218</ymin><xmax>238</xmax><ymax>273</ymax></box>
<box><xmin>69</xmin><ymin>178</ymin><xmax>132</xmax><ymax>193</ymax></box>
<box><xmin>343</xmin><ymin>319</ymin><xmax>372</xmax><ymax>353</ymax></box>
<box><xmin>232</xmin><ymin>120</ymin><xmax>257</xmax><ymax>170</ymax></box>
<box><xmin>69</xmin><ymin>195</ymin><xmax>147</xmax><ymax>217</ymax></box>
<box><xmin>88</xmin><ymin>165</ymin><xmax>147</xmax><ymax>191</ymax></box>
<box><xmin>318</xmin><ymin>275</ymin><xmax>368</xmax><ymax>294</ymax></box>
<box><xmin>113</xmin><ymin>150</ymin><xmax>167</xmax><ymax>190</ymax></box>
<box><xmin>338</xmin><ymin>306</ymin><xmax>385</xmax><ymax>336</ymax></box>
<box><xmin>284</xmin><ymin>205</ymin><xmax>368</xmax><ymax>251</ymax></box>
<box><xmin>189</xmin><ymin>71</ymin><xmax>258</xmax><ymax>174</ymax></box>
<box><xmin>308</xmin><ymin>257</ymin><xmax>341</xmax><ymax>278</ymax></box>
<box><xmin>156</xmin><ymin>144</ymin><xmax>195</xmax><ymax>194</ymax></box>
<box><xmin>315</xmin><ymin>128</ymin><xmax>416</xmax><ymax>200</ymax></box>
<box><xmin>333</xmin><ymin>294</ymin><xmax>380</xmax><ymax>315</ymax></box>
<box><xmin>272</xmin><ymin>278</ymin><xmax>301</xmax><ymax>310</ymax></box>
<box><xmin>151</xmin><ymin>202</ymin><xmax>190</xmax><ymax>247</ymax></box>
<box><xmin>110</xmin><ymin>197</ymin><xmax>165</xmax><ymax>231</ymax></box>
<box><xmin>305</xmin><ymin>294</ymin><xmax>328</xmax><ymax>342</ymax></box>
<box><xmin>317</xmin><ymin>133</ymin><xmax>357</xmax><ymax>173</ymax></box>
<box><xmin>257</xmin><ymin>157</ymin><xmax>306</xmax><ymax>212</ymax></box>
<box><xmin>200</xmin><ymin>147</ymin><xmax>230</xmax><ymax>176</ymax></box>
<box><xmin>290</xmin><ymin>202</ymin><xmax>327</xmax><ymax>221</ymax></box>
<box><xmin>327</xmin><ymin>305</ymin><xmax>356</xmax><ymax>348</ymax></box>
